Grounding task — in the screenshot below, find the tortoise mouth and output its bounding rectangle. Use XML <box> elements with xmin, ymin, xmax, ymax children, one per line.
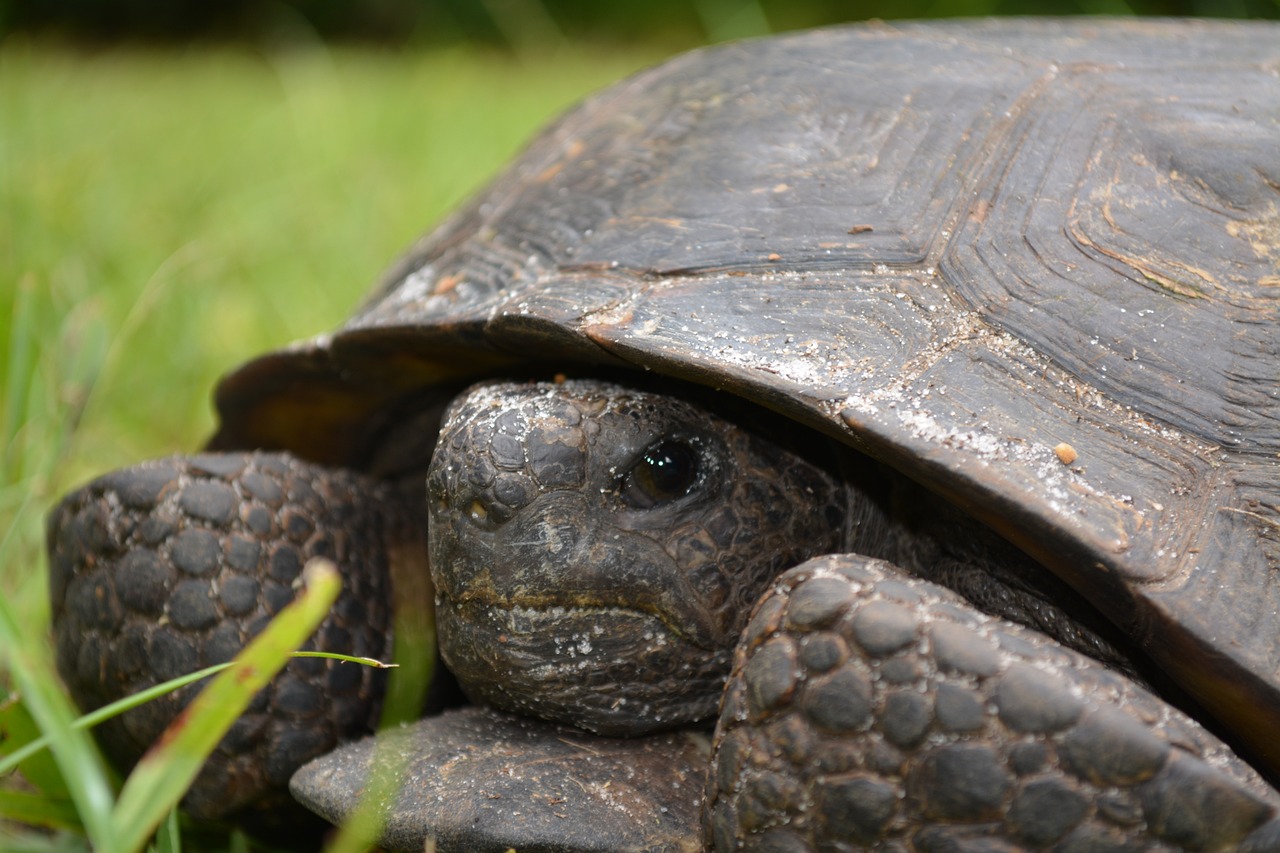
<box><xmin>435</xmin><ymin>591</ymin><xmax>730</xmax><ymax>736</ymax></box>
<box><xmin>435</xmin><ymin>585</ymin><xmax>693</xmax><ymax>638</ymax></box>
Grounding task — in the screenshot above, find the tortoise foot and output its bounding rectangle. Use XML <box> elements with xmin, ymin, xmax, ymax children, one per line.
<box><xmin>706</xmin><ymin>554</ymin><xmax>1280</xmax><ymax>852</ymax></box>
<box><xmin>47</xmin><ymin>451</ymin><xmax>408</xmax><ymax>828</ymax></box>
<box><xmin>291</xmin><ymin>706</ymin><xmax>708</xmax><ymax>853</ymax></box>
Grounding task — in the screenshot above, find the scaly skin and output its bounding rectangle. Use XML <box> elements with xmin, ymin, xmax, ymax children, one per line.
<box><xmin>707</xmin><ymin>557</ymin><xmax>1280</xmax><ymax>851</ymax></box>
<box><xmin>48</xmin><ymin>451</ymin><xmax>413</xmax><ymax>833</ymax></box>
<box><xmin>49</xmin><ymin>378</ymin><xmax>1280</xmax><ymax>849</ymax></box>
<box><xmin>428</xmin><ymin>379</ymin><xmax>861</xmax><ymax>735</ymax></box>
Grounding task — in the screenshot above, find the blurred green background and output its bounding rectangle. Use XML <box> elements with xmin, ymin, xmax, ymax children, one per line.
<box><xmin>2</xmin><ymin>0</ymin><xmax>1278</xmax><ymax>45</ymax></box>
<box><xmin>2</xmin><ymin>2</ymin><xmax>1279</xmax><ymax>849</ymax></box>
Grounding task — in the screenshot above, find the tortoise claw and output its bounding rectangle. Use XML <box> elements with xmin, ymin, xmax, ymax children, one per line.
<box><xmin>706</xmin><ymin>554</ymin><xmax>1280</xmax><ymax>851</ymax></box>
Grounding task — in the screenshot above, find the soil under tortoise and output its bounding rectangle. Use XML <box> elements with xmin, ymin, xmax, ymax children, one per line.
<box><xmin>46</xmin><ymin>16</ymin><xmax>1280</xmax><ymax>853</ymax></box>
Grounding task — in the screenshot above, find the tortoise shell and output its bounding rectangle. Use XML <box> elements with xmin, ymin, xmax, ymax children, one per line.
<box><xmin>210</xmin><ymin>17</ymin><xmax>1280</xmax><ymax>781</ymax></box>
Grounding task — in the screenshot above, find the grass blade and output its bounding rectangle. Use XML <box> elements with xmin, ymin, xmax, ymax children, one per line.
<box><xmin>107</xmin><ymin>559</ymin><xmax>341</xmax><ymax>852</ymax></box>
<box><xmin>0</xmin><ymin>597</ymin><xmax>116</xmax><ymax>851</ymax></box>
<box><xmin>1</xmin><ymin>651</ymin><xmax>392</xmax><ymax>780</ymax></box>
<box><xmin>321</xmin><ymin>618</ymin><xmax>435</xmax><ymax>852</ymax></box>
<box><xmin>0</xmin><ymin>826</ymin><xmax>90</xmax><ymax>853</ymax></box>
<box><xmin>152</xmin><ymin>807</ymin><xmax>181</xmax><ymax>853</ymax></box>
<box><xmin>0</xmin><ymin>692</ymin><xmax>70</xmax><ymax>798</ymax></box>
<box><xmin>0</xmin><ymin>665</ymin><xmax>229</xmax><ymax>779</ymax></box>
<box><xmin>0</xmin><ymin>789</ymin><xmax>83</xmax><ymax>831</ymax></box>
<box><xmin>2</xmin><ymin>275</ymin><xmax>36</xmax><ymax>485</ymax></box>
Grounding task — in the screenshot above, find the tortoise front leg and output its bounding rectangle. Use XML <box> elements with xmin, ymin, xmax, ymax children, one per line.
<box><xmin>47</xmin><ymin>452</ymin><xmax>422</xmax><ymax>835</ymax></box>
<box><xmin>706</xmin><ymin>554</ymin><xmax>1280</xmax><ymax>852</ymax></box>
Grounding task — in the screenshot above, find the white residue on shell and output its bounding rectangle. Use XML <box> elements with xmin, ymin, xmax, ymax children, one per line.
<box><xmin>895</xmin><ymin>408</ymin><xmax>1005</xmax><ymax>459</ymax></box>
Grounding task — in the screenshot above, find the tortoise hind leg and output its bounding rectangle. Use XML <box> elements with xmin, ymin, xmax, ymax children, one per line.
<box><xmin>706</xmin><ymin>554</ymin><xmax>1280</xmax><ymax>852</ymax></box>
<box><xmin>47</xmin><ymin>451</ymin><xmax>422</xmax><ymax>836</ymax></box>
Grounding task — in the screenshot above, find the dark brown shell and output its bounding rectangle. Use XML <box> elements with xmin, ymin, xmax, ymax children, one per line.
<box><xmin>210</xmin><ymin>18</ymin><xmax>1280</xmax><ymax>778</ymax></box>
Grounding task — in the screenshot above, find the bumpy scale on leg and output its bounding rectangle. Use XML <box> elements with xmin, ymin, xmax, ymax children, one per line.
<box><xmin>706</xmin><ymin>555</ymin><xmax>1280</xmax><ymax>852</ymax></box>
<box><xmin>47</xmin><ymin>452</ymin><xmax>413</xmax><ymax>830</ymax></box>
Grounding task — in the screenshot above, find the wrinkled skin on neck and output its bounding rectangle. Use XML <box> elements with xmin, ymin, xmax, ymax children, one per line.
<box><xmin>427</xmin><ymin>379</ymin><xmax>869</xmax><ymax>735</ymax></box>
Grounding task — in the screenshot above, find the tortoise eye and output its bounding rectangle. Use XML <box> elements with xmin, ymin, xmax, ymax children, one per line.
<box><xmin>620</xmin><ymin>441</ymin><xmax>700</xmax><ymax>508</ymax></box>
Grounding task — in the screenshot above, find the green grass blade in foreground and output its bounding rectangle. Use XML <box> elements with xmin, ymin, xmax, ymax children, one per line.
<box><xmin>1</xmin><ymin>651</ymin><xmax>391</xmax><ymax>778</ymax></box>
<box><xmin>0</xmin><ymin>826</ymin><xmax>91</xmax><ymax>853</ymax></box>
<box><xmin>0</xmin><ymin>789</ymin><xmax>83</xmax><ymax>831</ymax></box>
<box><xmin>153</xmin><ymin>807</ymin><xmax>181</xmax><ymax>853</ymax></box>
<box><xmin>323</xmin><ymin>561</ymin><xmax>435</xmax><ymax>853</ymax></box>
<box><xmin>0</xmin><ymin>691</ymin><xmax>72</xmax><ymax>799</ymax></box>
<box><xmin>0</xmin><ymin>665</ymin><xmax>229</xmax><ymax>779</ymax></box>
<box><xmin>0</xmin><ymin>594</ymin><xmax>116</xmax><ymax>850</ymax></box>
<box><xmin>107</xmin><ymin>559</ymin><xmax>342</xmax><ymax>852</ymax></box>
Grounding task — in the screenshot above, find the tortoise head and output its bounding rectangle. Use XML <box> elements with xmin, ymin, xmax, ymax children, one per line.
<box><xmin>426</xmin><ymin>378</ymin><xmax>860</xmax><ymax>735</ymax></box>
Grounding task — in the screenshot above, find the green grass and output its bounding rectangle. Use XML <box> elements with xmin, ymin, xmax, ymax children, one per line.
<box><xmin>0</xmin><ymin>40</ymin><xmax>665</xmax><ymax>851</ymax></box>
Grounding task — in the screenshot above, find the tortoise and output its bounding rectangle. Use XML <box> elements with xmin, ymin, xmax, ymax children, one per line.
<box><xmin>45</xmin><ymin>15</ymin><xmax>1280</xmax><ymax>852</ymax></box>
